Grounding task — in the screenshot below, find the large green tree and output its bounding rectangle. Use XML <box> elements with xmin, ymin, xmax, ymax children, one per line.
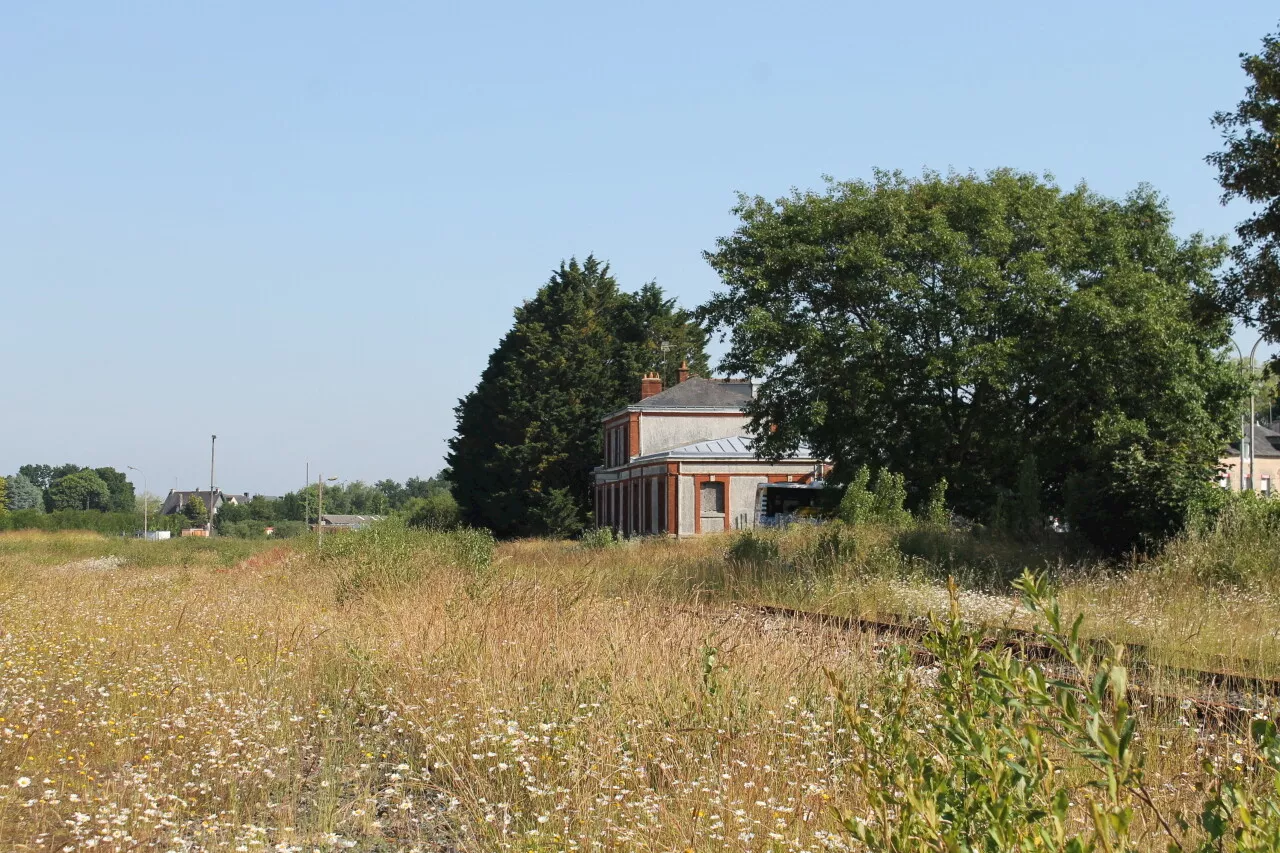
<box><xmin>4</xmin><ymin>473</ymin><xmax>43</xmax><ymax>512</ymax></box>
<box><xmin>18</xmin><ymin>464</ymin><xmax>56</xmax><ymax>491</ymax></box>
<box><xmin>183</xmin><ymin>495</ymin><xmax>207</xmax><ymax>523</ymax></box>
<box><xmin>701</xmin><ymin>170</ymin><xmax>1242</xmax><ymax>553</ymax></box>
<box><xmin>93</xmin><ymin>467</ymin><xmax>136</xmax><ymax>513</ymax></box>
<box><xmin>47</xmin><ymin>469</ymin><xmax>112</xmax><ymax>512</ymax></box>
<box><xmin>1209</xmin><ymin>22</ymin><xmax>1280</xmax><ymax>338</ymax></box>
<box><xmin>449</xmin><ymin>256</ymin><xmax>709</xmax><ymax>537</ymax></box>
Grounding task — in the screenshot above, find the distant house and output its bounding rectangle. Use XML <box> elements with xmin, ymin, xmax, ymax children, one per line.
<box><xmin>158</xmin><ymin>490</ymin><xmax>272</xmax><ymax>516</ymax></box>
<box><xmin>315</xmin><ymin>514</ymin><xmax>384</xmax><ymax>532</ymax></box>
<box><xmin>592</xmin><ymin>365</ymin><xmax>829</xmax><ymax>536</ymax></box>
<box><xmin>1220</xmin><ymin>423</ymin><xmax>1280</xmax><ymax>495</ymax></box>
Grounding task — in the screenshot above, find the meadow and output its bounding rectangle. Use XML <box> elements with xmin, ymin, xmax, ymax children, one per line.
<box><xmin>3</xmin><ymin>514</ymin><xmax>1280</xmax><ymax>852</ymax></box>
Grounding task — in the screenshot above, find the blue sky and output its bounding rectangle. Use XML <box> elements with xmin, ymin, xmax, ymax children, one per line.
<box><xmin>1</xmin><ymin>2</ymin><xmax>1276</xmax><ymax>496</ymax></box>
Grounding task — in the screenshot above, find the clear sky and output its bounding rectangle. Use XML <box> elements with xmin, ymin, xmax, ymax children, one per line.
<box><xmin>2</xmin><ymin>2</ymin><xmax>1276</xmax><ymax>496</ymax></box>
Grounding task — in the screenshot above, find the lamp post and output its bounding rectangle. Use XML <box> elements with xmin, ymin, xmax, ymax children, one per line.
<box><xmin>208</xmin><ymin>434</ymin><xmax>217</xmax><ymax>534</ymax></box>
<box><xmin>317</xmin><ymin>475</ymin><xmax>337</xmax><ymax>547</ymax></box>
<box><xmin>127</xmin><ymin>466</ymin><xmax>147</xmax><ymax>539</ymax></box>
<box><xmin>1232</xmin><ymin>336</ymin><xmax>1266</xmax><ymax>492</ymax></box>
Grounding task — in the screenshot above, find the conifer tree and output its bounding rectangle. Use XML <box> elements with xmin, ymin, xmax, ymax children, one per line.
<box><xmin>449</xmin><ymin>256</ymin><xmax>709</xmax><ymax>537</ymax></box>
<box><xmin>4</xmin><ymin>473</ymin><xmax>43</xmax><ymax>512</ymax></box>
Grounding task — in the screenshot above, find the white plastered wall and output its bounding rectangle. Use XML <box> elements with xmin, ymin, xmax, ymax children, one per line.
<box><xmin>730</xmin><ymin>475</ymin><xmax>768</xmax><ymax>529</ymax></box>
<box><xmin>678</xmin><ymin>476</ymin><xmax>696</xmax><ymax>536</ymax></box>
<box><xmin>639</xmin><ymin>413</ymin><xmax>750</xmax><ymax>456</ymax></box>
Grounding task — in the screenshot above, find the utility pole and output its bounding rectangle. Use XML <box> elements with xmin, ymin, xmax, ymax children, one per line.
<box><xmin>317</xmin><ymin>474</ymin><xmax>336</xmax><ymax>548</ymax></box>
<box><xmin>127</xmin><ymin>466</ymin><xmax>147</xmax><ymax>539</ymax></box>
<box><xmin>1233</xmin><ymin>336</ymin><xmax>1266</xmax><ymax>492</ymax></box>
<box><xmin>209</xmin><ymin>434</ymin><xmax>217</xmax><ymax>534</ymax></box>
<box><xmin>305</xmin><ymin>461</ymin><xmax>310</xmax><ymax>529</ymax></box>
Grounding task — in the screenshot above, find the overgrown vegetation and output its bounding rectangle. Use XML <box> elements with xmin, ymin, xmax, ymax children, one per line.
<box><xmin>700</xmin><ymin>170</ymin><xmax>1243</xmax><ymax>555</ymax></box>
<box><xmin>4</xmin><ymin>526</ymin><xmax>1280</xmax><ymax>850</ymax></box>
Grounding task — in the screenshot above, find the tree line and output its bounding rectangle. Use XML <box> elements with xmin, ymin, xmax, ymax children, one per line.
<box><xmin>2</xmin><ymin>465</ymin><xmax>136</xmax><ymax>514</ymax></box>
<box><xmin>213</xmin><ymin>474</ymin><xmax>456</xmax><ymax>538</ymax></box>
<box><xmin>0</xmin><ymin>465</ymin><xmax>456</xmax><ymax>538</ymax></box>
<box><xmin>449</xmin><ymin>22</ymin><xmax>1280</xmax><ymax>554</ymax></box>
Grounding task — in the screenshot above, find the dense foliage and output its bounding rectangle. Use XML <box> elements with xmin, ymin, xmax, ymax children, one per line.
<box><xmin>3</xmin><ymin>473</ymin><xmax>42</xmax><ymax>511</ymax></box>
<box><xmin>1209</xmin><ymin>22</ymin><xmax>1280</xmax><ymax>339</ymax></box>
<box><xmin>702</xmin><ymin>170</ymin><xmax>1242</xmax><ymax>552</ymax></box>
<box><xmin>0</xmin><ymin>509</ymin><xmax>187</xmax><ymax>535</ymax></box>
<box><xmin>449</xmin><ymin>256</ymin><xmax>708</xmax><ymax>538</ymax></box>
<box><xmin>10</xmin><ymin>464</ymin><xmax>135</xmax><ymax>514</ymax></box>
<box><xmin>47</xmin><ymin>469</ymin><xmax>112</xmax><ymax>512</ymax></box>
<box><xmin>835</xmin><ymin>572</ymin><xmax>1280</xmax><ymax>852</ymax></box>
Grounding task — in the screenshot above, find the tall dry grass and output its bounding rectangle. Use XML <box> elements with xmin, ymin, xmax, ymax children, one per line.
<box><xmin>0</xmin><ymin>523</ymin><xmax>1270</xmax><ymax>851</ymax></box>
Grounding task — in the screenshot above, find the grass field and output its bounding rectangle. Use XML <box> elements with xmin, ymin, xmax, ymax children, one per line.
<box><xmin>1</xmin><ymin>522</ymin><xmax>1279</xmax><ymax>851</ymax></box>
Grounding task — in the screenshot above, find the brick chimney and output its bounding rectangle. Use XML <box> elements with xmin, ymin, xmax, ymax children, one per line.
<box><xmin>677</xmin><ymin>361</ymin><xmax>690</xmax><ymax>384</ymax></box>
<box><xmin>639</xmin><ymin>372</ymin><xmax>663</xmax><ymax>400</ymax></box>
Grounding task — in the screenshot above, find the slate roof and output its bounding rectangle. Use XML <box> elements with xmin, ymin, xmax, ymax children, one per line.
<box><xmin>633</xmin><ymin>435</ymin><xmax>818</xmax><ymax>462</ymax></box>
<box><xmin>1228</xmin><ymin>423</ymin><xmax>1280</xmax><ymax>458</ymax></box>
<box><xmin>629</xmin><ymin>377</ymin><xmax>753</xmax><ymax>411</ymax></box>
<box><xmin>158</xmin><ymin>490</ymin><xmax>226</xmax><ymax>515</ymax></box>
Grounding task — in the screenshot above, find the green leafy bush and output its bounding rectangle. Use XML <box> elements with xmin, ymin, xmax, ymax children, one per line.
<box><xmin>923</xmin><ymin>477</ymin><xmax>949</xmax><ymax>527</ymax></box>
<box><xmin>796</xmin><ymin>524</ymin><xmax>857</xmax><ymax>576</ymax></box>
<box><xmin>726</xmin><ymin>529</ymin><xmax>781</xmax><ymax>567</ymax></box>
<box><xmin>838</xmin><ymin>466</ymin><xmax>874</xmax><ymax>525</ymax></box>
<box><xmin>0</xmin><ymin>508</ymin><xmax>185</xmax><ymax>536</ymax></box>
<box><xmin>831</xmin><ymin>571</ymin><xmax>1280</xmax><ymax>851</ymax></box>
<box><xmin>270</xmin><ymin>520</ymin><xmax>309</xmax><ymax>539</ymax></box>
<box><xmin>217</xmin><ymin>520</ymin><xmax>269</xmax><ymax>539</ymax></box>
<box><xmin>578</xmin><ymin>526</ymin><xmax>620</xmax><ymax>550</ymax></box>
<box><xmin>403</xmin><ymin>491</ymin><xmax>461</xmax><ymax>531</ymax></box>
<box><xmin>870</xmin><ymin>469</ymin><xmax>911</xmax><ymax>527</ymax></box>
<box><xmin>1166</xmin><ymin>488</ymin><xmax>1280</xmax><ymax>587</ymax></box>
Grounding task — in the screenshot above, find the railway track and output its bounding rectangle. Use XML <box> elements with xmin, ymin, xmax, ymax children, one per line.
<box><xmin>746</xmin><ymin>603</ymin><xmax>1280</xmax><ymax>729</ymax></box>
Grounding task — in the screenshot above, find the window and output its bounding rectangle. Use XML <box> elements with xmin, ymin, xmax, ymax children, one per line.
<box><xmin>1264</xmin><ymin>476</ymin><xmax>1271</xmax><ymax>496</ymax></box>
<box><xmin>700</xmin><ymin>481</ymin><xmax>725</xmax><ymax>515</ymax></box>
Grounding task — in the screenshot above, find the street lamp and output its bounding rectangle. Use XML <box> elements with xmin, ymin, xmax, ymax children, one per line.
<box><xmin>1232</xmin><ymin>335</ymin><xmax>1267</xmax><ymax>491</ymax></box>
<box><xmin>317</xmin><ymin>475</ymin><xmax>338</xmax><ymax>547</ymax></box>
<box><xmin>127</xmin><ymin>465</ymin><xmax>147</xmax><ymax>539</ymax></box>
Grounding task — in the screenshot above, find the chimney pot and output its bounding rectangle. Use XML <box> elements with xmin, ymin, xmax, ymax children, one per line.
<box><xmin>678</xmin><ymin>361</ymin><xmax>690</xmax><ymax>384</ymax></box>
<box><xmin>639</xmin><ymin>372</ymin><xmax>663</xmax><ymax>400</ymax></box>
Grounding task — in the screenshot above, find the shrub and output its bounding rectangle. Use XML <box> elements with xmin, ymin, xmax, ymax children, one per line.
<box><xmin>870</xmin><ymin>469</ymin><xmax>911</xmax><ymax>527</ymax></box>
<box><xmin>796</xmin><ymin>524</ymin><xmax>857</xmax><ymax>576</ymax></box>
<box><xmin>0</xmin><ymin>508</ymin><xmax>183</xmax><ymax>536</ymax></box>
<box><xmin>217</xmin><ymin>520</ymin><xmax>269</xmax><ymax>539</ymax></box>
<box><xmin>831</xmin><ymin>571</ymin><xmax>1280</xmax><ymax>851</ymax></box>
<box><xmin>896</xmin><ymin>526</ymin><xmax>1034</xmax><ymax>589</ymax></box>
<box><xmin>270</xmin><ymin>520</ymin><xmax>309</xmax><ymax>539</ymax></box>
<box><xmin>839</xmin><ymin>466</ymin><xmax>873</xmax><ymax>524</ymax></box>
<box><xmin>1165</xmin><ymin>488</ymin><xmax>1280</xmax><ymax>587</ymax></box>
<box><xmin>837</xmin><ymin>465</ymin><xmax>874</xmax><ymax>525</ymax></box>
<box><xmin>923</xmin><ymin>477</ymin><xmax>949</xmax><ymax>527</ymax></box>
<box><xmin>726</xmin><ymin>529</ymin><xmax>781</xmax><ymax>567</ymax></box>
<box><xmin>403</xmin><ymin>491</ymin><xmax>461</xmax><ymax>532</ymax></box>
<box><xmin>578</xmin><ymin>526</ymin><xmax>619</xmax><ymax>550</ymax></box>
